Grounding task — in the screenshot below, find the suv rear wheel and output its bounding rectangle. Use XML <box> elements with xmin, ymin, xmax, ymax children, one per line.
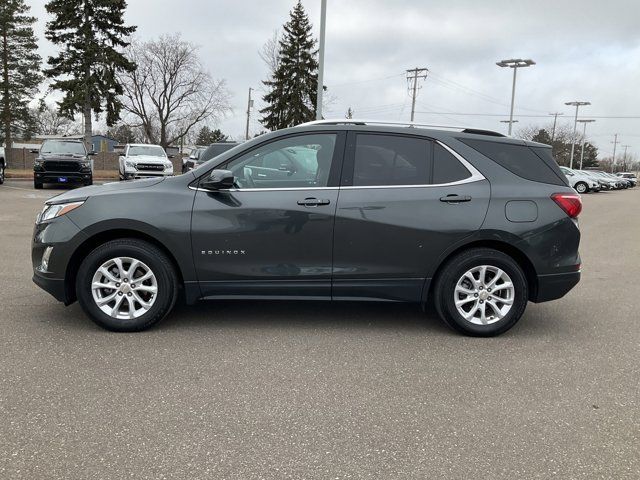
<box><xmin>76</xmin><ymin>238</ymin><xmax>178</xmax><ymax>331</ymax></box>
<box><xmin>0</xmin><ymin>162</ymin><xmax>5</xmax><ymax>184</ymax></box>
<box><xmin>433</xmin><ymin>248</ymin><xmax>528</xmax><ymax>336</ymax></box>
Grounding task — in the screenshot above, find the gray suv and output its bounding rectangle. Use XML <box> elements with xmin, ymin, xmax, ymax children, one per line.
<box><xmin>31</xmin><ymin>120</ymin><xmax>581</xmax><ymax>336</ymax></box>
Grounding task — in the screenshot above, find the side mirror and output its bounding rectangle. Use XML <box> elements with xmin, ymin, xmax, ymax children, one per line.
<box><xmin>88</xmin><ymin>151</ymin><xmax>97</xmax><ymax>156</ymax></box>
<box><xmin>201</xmin><ymin>169</ymin><xmax>235</xmax><ymax>190</ymax></box>
<box><xmin>30</xmin><ymin>149</ymin><xmax>40</xmax><ymax>154</ymax></box>
<box><xmin>167</xmin><ymin>154</ymin><xmax>175</xmax><ymax>159</ymax></box>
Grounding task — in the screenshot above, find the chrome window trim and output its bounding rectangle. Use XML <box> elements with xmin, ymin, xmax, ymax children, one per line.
<box><xmin>190</xmin><ymin>140</ymin><xmax>484</xmax><ymax>193</ymax></box>
<box><xmin>189</xmin><ymin>186</ymin><xmax>339</xmax><ymax>193</ymax></box>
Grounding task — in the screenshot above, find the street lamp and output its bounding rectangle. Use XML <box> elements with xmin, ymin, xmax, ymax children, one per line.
<box><xmin>576</xmin><ymin>119</ymin><xmax>595</xmax><ymax>170</ymax></box>
<box><xmin>315</xmin><ymin>0</ymin><xmax>327</xmax><ymax>120</ymax></box>
<box><xmin>496</xmin><ymin>58</ymin><xmax>535</xmax><ymax>135</ymax></box>
<box><xmin>565</xmin><ymin>101</ymin><xmax>590</xmax><ymax>169</ymax></box>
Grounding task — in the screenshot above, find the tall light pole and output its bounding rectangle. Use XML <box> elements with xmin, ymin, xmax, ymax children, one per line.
<box><xmin>565</xmin><ymin>101</ymin><xmax>590</xmax><ymax>169</ymax></box>
<box><xmin>315</xmin><ymin>0</ymin><xmax>327</xmax><ymax>120</ymax></box>
<box><xmin>245</xmin><ymin>87</ymin><xmax>253</xmax><ymax>141</ymax></box>
<box><xmin>496</xmin><ymin>58</ymin><xmax>535</xmax><ymax>135</ymax></box>
<box><xmin>576</xmin><ymin>119</ymin><xmax>595</xmax><ymax>170</ymax></box>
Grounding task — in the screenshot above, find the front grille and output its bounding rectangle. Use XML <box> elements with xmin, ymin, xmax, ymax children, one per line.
<box><xmin>137</xmin><ymin>163</ymin><xmax>164</xmax><ymax>171</ymax></box>
<box><xmin>43</xmin><ymin>161</ymin><xmax>80</xmax><ymax>172</ymax></box>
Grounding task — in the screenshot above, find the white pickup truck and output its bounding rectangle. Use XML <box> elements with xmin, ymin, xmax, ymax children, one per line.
<box><xmin>118</xmin><ymin>143</ymin><xmax>174</xmax><ymax>180</ymax></box>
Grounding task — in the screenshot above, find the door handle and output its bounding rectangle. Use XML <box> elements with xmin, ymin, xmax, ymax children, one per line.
<box><xmin>439</xmin><ymin>194</ymin><xmax>472</xmax><ymax>203</ymax></box>
<box><xmin>297</xmin><ymin>197</ymin><xmax>330</xmax><ymax>207</ymax></box>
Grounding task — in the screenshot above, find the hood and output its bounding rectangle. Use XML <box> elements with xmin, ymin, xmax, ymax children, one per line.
<box><xmin>47</xmin><ymin>177</ymin><xmax>165</xmax><ymax>205</ymax></box>
<box><xmin>126</xmin><ymin>155</ymin><xmax>168</xmax><ymax>163</ymax></box>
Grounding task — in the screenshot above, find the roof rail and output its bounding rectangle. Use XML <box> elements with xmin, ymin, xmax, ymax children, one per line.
<box><xmin>297</xmin><ymin>119</ymin><xmax>504</xmax><ymax>137</ymax></box>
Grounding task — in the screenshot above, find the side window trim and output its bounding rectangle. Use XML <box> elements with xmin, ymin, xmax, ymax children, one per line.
<box><xmin>340</xmin><ymin>132</ymin><xmax>484</xmax><ymax>189</ymax></box>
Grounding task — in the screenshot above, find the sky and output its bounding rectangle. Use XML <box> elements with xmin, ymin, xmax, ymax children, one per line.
<box><xmin>27</xmin><ymin>0</ymin><xmax>640</xmax><ymax>160</ymax></box>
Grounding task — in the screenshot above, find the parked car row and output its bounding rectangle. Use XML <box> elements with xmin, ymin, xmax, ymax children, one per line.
<box><xmin>559</xmin><ymin>166</ymin><xmax>636</xmax><ymax>193</ymax></box>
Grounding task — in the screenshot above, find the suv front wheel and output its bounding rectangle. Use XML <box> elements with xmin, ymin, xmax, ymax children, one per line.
<box><xmin>76</xmin><ymin>238</ymin><xmax>178</xmax><ymax>331</ymax></box>
<box><xmin>433</xmin><ymin>248</ymin><xmax>528</xmax><ymax>336</ymax></box>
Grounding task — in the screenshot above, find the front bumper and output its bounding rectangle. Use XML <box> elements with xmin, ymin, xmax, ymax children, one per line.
<box><xmin>532</xmin><ymin>270</ymin><xmax>581</xmax><ymax>303</ymax></box>
<box><xmin>34</xmin><ymin>171</ymin><xmax>92</xmax><ymax>184</ymax></box>
<box><xmin>32</xmin><ymin>271</ymin><xmax>68</xmax><ymax>303</ymax></box>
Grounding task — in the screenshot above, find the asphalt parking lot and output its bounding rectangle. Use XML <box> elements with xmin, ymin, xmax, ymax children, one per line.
<box><xmin>1</xmin><ymin>180</ymin><xmax>639</xmax><ymax>479</ymax></box>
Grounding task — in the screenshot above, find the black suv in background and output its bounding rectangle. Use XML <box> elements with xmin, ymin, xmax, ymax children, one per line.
<box><xmin>33</xmin><ymin>139</ymin><xmax>94</xmax><ymax>189</ymax></box>
<box><xmin>32</xmin><ymin>120</ymin><xmax>581</xmax><ymax>336</ymax></box>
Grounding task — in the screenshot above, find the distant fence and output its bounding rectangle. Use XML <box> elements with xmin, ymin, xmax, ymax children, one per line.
<box><xmin>5</xmin><ymin>148</ymin><xmax>183</xmax><ymax>173</ymax></box>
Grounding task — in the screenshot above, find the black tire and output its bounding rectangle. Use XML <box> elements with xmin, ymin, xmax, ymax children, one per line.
<box><xmin>0</xmin><ymin>163</ymin><xmax>4</xmax><ymax>184</ymax></box>
<box><xmin>34</xmin><ymin>180</ymin><xmax>43</xmax><ymax>189</ymax></box>
<box><xmin>84</xmin><ymin>178</ymin><xmax>93</xmax><ymax>186</ymax></box>
<box><xmin>433</xmin><ymin>248</ymin><xmax>528</xmax><ymax>337</ymax></box>
<box><xmin>574</xmin><ymin>182</ymin><xmax>588</xmax><ymax>194</ymax></box>
<box><xmin>76</xmin><ymin>238</ymin><xmax>178</xmax><ymax>332</ymax></box>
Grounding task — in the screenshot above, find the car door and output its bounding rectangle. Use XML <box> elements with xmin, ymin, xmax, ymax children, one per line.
<box><xmin>332</xmin><ymin>131</ymin><xmax>490</xmax><ymax>302</ymax></box>
<box><xmin>191</xmin><ymin>131</ymin><xmax>346</xmax><ymax>299</ymax></box>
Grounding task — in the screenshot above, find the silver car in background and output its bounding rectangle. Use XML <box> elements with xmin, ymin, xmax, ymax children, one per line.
<box><xmin>560</xmin><ymin>166</ymin><xmax>599</xmax><ymax>193</ymax></box>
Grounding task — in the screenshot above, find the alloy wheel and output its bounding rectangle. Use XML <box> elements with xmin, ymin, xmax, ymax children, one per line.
<box><xmin>454</xmin><ymin>265</ymin><xmax>515</xmax><ymax>325</ymax></box>
<box><xmin>91</xmin><ymin>257</ymin><xmax>158</xmax><ymax>319</ymax></box>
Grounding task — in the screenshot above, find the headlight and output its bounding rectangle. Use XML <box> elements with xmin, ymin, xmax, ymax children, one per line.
<box><xmin>37</xmin><ymin>201</ymin><xmax>85</xmax><ymax>223</ymax></box>
<box><xmin>34</xmin><ymin>159</ymin><xmax>43</xmax><ymax>166</ymax></box>
<box><xmin>125</xmin><ymin>160</ymin><xmax>136</xmax><ymax>168</ymax></box>
<box><xmin>80</xmin><ymin>161</ymin><xmax>91</xmax><ymax>168</ymax></box>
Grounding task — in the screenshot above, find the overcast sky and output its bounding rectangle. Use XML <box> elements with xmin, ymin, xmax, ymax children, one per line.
<box><xmin>28</xmin><ymin>0</ymin><xmax>640</xmax><ymax>159</ymax></box>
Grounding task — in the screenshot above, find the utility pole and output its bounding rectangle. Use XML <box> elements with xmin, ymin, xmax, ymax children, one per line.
<box><xmin>549</xmin><ymin>112</ymin><xmax>563</xmax><ymax>142</ymax></box>
<box><xmin>565</xmin><ymin>101</ymin><xmax>590</xmax><ymax>169</ymax></box>
<box><xmin>610</xmin><ymin>133</ymin><xmax>619</xmax><ymax>173</ymax></box>
<box><xmin>496</xmin><ymin>58</ymin><xmax>535</xmax><ymax>135</ymax></box>
<box><xmin>576</xmin><ymin>119</ymin><xmax>595</xmax><ymax>170</ymax></box>
<box><xmin>621</xmin><ymin>144</ymin><xmax>631</xmax><ymax>172</ymax></box>
<box><xmin>245</xmin><ymin>87</ymin><xmax>253</xmax><ymax>141</ymax></box>
<box><xmin>406</xmin><ymin>67</ymin><xmax>428</xmax><ymax>122</ymax></box>
<box><xmin>315</xmin><ymin>0</ymin><xmax>327</xmax><ymax>120</ymax></box>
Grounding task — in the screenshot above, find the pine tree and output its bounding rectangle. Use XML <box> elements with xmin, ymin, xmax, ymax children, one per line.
<box><xmin>196</xmin><ymin>126</ymin><xmax>228</xmax><ymax>145</ymax></box>
<box><xmin>0</xmin><ymin>0</ymin><xmax>41</xmax><ymax>154</ymax></box>
<box><xmin>44</xmin><ymin>0</ymin><xmax>136</xmax><ymax>150</ymax></box>
<box><xmin>260</xmin><ymin>0</ymin><xmax>318</xmax><ymax>131</ymax></box>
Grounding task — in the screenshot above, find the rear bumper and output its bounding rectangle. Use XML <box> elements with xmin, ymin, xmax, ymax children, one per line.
<box><xmin>532</xmin><ymin>271</ymin><xmax>580</xmax><ymax>303</ymax></box>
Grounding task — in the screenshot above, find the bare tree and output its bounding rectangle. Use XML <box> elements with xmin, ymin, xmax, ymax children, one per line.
<box><xmin>30</xmin><ymin>99</ymin><xmax>81</xmax><ymax>136</ymax></box>
<box><xmin>258</xmin><ymin>29</ymin><xmax>280</xmax><ymax>78</ymax></box>
<box><xmin>119</xmin><ymin>34</ymin><xmax>231</xmax><ymax>148</ymax></box>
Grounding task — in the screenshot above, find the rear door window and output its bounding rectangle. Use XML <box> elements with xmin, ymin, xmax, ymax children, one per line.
<box><xmin>352</xmin><ymin>134</ymin><xmax>431</xmax><ymax>186</ymax></box>
<box><xmin>433</xmin><ymin>143</ymin><xmax>471</xmax><ymax>184</ymax></box>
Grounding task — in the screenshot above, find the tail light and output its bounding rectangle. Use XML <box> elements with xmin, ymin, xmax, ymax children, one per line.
<box><xmin>551</xmin><ymin>192</ymin><xmax>582</xmax><ymax>218</ymax></box>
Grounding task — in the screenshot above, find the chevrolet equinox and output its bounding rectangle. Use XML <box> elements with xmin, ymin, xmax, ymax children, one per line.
<box><xmin>32</xmin><ymin>120</ymin><xmax>581</xmax><ymax>336</ymax></box>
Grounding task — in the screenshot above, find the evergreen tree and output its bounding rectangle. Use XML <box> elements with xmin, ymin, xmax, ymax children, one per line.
<box><xmin>0</xmin><ymin>0</ymin><xmax>41</xmax><ymax>154</ymax></box>
<box><xmin>260</xmin><ymin>1</ymin><xmax>318</xmax><ymax>131</ymax></box>
<box><xmin>44</xmin><ymin>0</ymin><xmax>136</xmax><ymax>150</ymax></box>
<box><xmin>196</xmin><ymin>126</ymin><xmax>228</xmax><ymax>145</ymax></box>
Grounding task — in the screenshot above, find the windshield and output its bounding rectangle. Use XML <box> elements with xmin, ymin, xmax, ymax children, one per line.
<box><xmin>41</xmin><ymin>140</ymin><xmax>86</xmax><ymax>156</ymax></box>
<box><xmin>128</xmin><ymin>145</ymin><xmax>166</xmax><ymax>157</ymax></box>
